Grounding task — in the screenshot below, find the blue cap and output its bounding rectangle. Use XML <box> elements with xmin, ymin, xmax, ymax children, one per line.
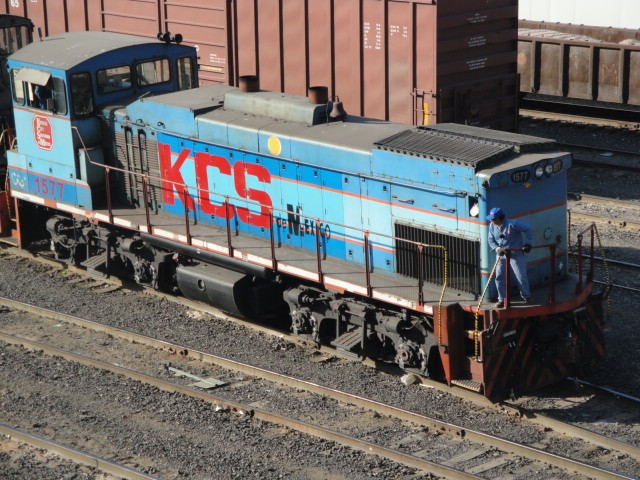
<box><xmin>486</xmin><ymin>207</ymin><xmax>505</xmax><ymax>221</ymax></box>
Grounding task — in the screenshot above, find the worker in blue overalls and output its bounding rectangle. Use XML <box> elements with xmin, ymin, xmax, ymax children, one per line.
<box><xmin>487</xmin><ymin>207</ymin><xmax>533</xmax><ymax>308</ymax></box>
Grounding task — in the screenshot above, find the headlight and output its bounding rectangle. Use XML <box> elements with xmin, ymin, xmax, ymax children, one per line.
<box><xmin>553</xmin><ymin>159</ymin><xmax>563</xmax><ymax>173</ymax></box>
<box><xmin>534</xmin><ymin>164</ymin><xmax>545</xmax><ymax>179</ymax></box>
<box><xmin>544</xmin><ymin>163</ymin><xmax>554</xmax><ymax>176</ymax></box>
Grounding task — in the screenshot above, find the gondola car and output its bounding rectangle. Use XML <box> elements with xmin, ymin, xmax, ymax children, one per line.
<box><xmin>3</xmin><ymin>31</ymin><xmax>607</xmax><ymax>401</ymax></box>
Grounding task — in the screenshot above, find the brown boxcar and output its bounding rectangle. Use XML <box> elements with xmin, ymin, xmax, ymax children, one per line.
<box><xmin>1</xmin><ymin>0</ymin><xmax>519</xmax><ymax>130</ymax></box>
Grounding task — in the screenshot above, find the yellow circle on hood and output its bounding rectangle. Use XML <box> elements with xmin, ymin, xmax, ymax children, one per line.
<box><xmin>268</xmin><ymin>136</ymin><xmax>282</xmax><ymax>156</ymax></box>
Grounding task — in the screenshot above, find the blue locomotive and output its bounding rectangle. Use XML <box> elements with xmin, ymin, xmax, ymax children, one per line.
<box><xmin>3</xmin><ymin>31</ymin><xmax>606</xmax><ymax>400</ymax></box>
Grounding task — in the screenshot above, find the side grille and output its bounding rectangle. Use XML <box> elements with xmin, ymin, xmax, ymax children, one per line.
<box><xmin>113</xmin><ymin>128</ymin><xmax>161</xmax><ymax>210</ymax></box>
<box><xmin>395</xmin><ymin>223</ymin><xmax>480</xmax><ymax>294</ymax></box>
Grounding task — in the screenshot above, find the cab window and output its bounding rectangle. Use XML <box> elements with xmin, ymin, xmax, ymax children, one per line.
<box><xmin>97</xmin><ymin>65</ymin><xmax>132</xmax><ymax>94</ymax></box>
<box><xmin>71</xmin><ymin>73</ymin><xmax>94</xmax><ymax>117</ymax></box>
<box><xmin>11</xmin><ymin>69</ymin><xmax>67</xmax><ymax>114</ymax></box>
<box><xmin>177</xmin><ymin>57</ymin><xmax>194</xmax><ymax>91</ymax></box>
<box><xmin>136</xmin><ymin>59</ymin><xmax>170</xmax><ymax>86</ymax></box>
<box><xmin>49</xmin><ymin>78</ymin><xmax>67</xmax><ymax>115</ymax></box>
<box><xmin>11</xmin><ymin>69</ymin><xmax>25</xmax><ymax>105</ymax></box>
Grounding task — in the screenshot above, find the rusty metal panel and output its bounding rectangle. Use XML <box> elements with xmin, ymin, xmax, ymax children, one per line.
<box><xmin>164</xmin><ymin>0</ymin><xmax>230</xmax><ymax>85</ymax></box>
<box><xmin>256</xmin><ymin>0</ymin><xmax>283</xmax><ymax>93</ymax></box>
<box><xmin>519</xmin><ymin>20</ymin><xmax>640</xmax><ymax>44</ymax></box>
<box><xmin>435</xmin><ymin>0</ymin><xmax>518</xmax><ymax>129</ymax></box>
<box><xmin>234</xmin><ymin>0</ymin><xmax>257</xmax><ymax>81</ymax></box>
<box><xmin>596</xmin><ymin>47</ymin><xmax>623</xmax><ymax>103</ymax></box>
<box><xmin>4</xmin><ymin>0</ymin><xmax>87</xmax><ymax>37</ymax></box>
<box><xmin>517</xmin><ymin>40</ymin><xmax>534</xmax><ymax>93</ymax></box>
<box><xmin>414</xmin><ymin>4</ymin><xmax>437</xmax><ymax>125</ymax></box>
<box><xmin>361</xmin><ymin>0</ymin><xmax>385</xmax><ymax>120</ymax></box>
<box><xmin>333</xmin><ymin>0</ymin><xmax>361</xmax><ymax>117</ymax></box>
<box><xmin>16</xmin><ymin>0</ymin><xmax>45</xmax><ymax>37</ymax></box>
<box><xmin>67</xmin><ymin>2</ymin><xmax>88</xmax><ymax>33</ymax></box>
<box><xmin>6</xmin><ymin>2</ymin><xmax>27</xmax><ymax>19</ymax></box>
<box><xmin>86</xmin><ymin>0</ymin><xmax>103</xmax><ymax>32</ymax></box>
<box><xmin>387</xmin><ymin>1</ymin><xmax>414</xmax><ymax>124</ymax></box>
<box><xmin>628</xmin><ymin>51</ymin><xmax>640</xmax><ymax>106</ymax></box>
<box><xmin>102</xmin><ymin>0</ymin><xmax>159</xmax><ymax>36</ymax></box>
<box><xmin>281</xmin><ymin>0</ymin><xmax>307</xmax><ymax>96</ymax></box>
<box><xmin>566</xmin><ymin>45</ymin><xmax>591</xmax><ymax>100</ymax></box>
<box><xmin>307</xmin><ymin>1</ymin><xmax>332</xmax><ymax>99</ymax></box>
<box><xmin>45</xmin><ymin>0</ymin><xmax>68</xmax><ymax>35</ymax></box>
<box><xmin>538</xmin><ymin>43</ymin><xmax>562</xmax><ymax>96</ymax></box>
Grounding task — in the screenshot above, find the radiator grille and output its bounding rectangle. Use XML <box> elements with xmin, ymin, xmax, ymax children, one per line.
<box><xmin>114</xmin><ymin>128</ymin><xmax>161</xmax><ymax>210</ymax></box>
<box><xmin>395</xmin><ymin>223</ymin><xmax>480</xmax><ymax>294</ymax></box>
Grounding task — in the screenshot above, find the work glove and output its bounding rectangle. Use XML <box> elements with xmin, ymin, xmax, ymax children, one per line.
<box><xmin>495</xmin><ymin>247</ymin><xmax>506</xmax><ymax>256</ymax></box>
<box><xmin>523</xmin><ymin>244</ymin><xmax>531</xmax><ymax>253</ymax></box>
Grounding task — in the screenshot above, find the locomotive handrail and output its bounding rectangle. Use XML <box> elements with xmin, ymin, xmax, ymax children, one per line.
<box><xmin>575</xmin><ymin>223</ymin><xmax>598</xmax><ymax>294</ymax></box>
<box><xmin>501</xmin><ymin>224</ymin><xmax>598</xmax><ymax>309</ymax></box>
<box><xmin>70</xmin><ymin>126</ymin><xmax>451</xmax><ymax>311</ymax></box>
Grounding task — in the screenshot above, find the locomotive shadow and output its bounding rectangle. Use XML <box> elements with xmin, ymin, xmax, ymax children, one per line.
<box><xmin>518</xmin><ymin>384</ymin><xmax>640</xmax><ymax>429</ymax></box>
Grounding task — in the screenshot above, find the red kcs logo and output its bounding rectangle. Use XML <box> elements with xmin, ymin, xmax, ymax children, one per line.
<box><xmin>159</xmin><ymin>144</ymin><xmax>273</xmax><ymax>229</ymax></box>
<box><xmin>33</xmin><ymin>115</ymin><xmax>54</xmax><ymax>151</ymax></box>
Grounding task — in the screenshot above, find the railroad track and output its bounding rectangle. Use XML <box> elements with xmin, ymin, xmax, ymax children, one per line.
<box><xmin>520</xmin><ymin>111</ymin><xmax>640</xmax><ymax>170</ymax></box>
<box><xmin>1</xmin><ymin>296</ymin><xmax>638</xmax><ymax>479</ymax></box>
<box><xmin>569</xmin><ymin>192</ymin><xmax>640</xmax><ymax>232</ymax></box>
<box><xmin>0</xmin><ymin>423</ymin><xmax>155</xmax><ymax>480</ymax></box>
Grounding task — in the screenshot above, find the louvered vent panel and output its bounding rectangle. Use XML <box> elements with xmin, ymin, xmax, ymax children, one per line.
<box><xmin>395</xmin><ymin>223</ymin><xmax>480</xmax><ymax>294</ymax></box>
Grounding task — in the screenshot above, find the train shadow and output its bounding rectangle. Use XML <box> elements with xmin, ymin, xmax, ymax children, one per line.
<box><xmin>519</xmin><ymin>382</ymin><xmax>640</xmax><ymax>429</ymax></box>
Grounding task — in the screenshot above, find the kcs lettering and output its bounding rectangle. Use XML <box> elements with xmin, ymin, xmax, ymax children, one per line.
<box><xmin>159</xmin><ymin>144</ymin><xmax>273</xmax><ymax>228</ymax></box>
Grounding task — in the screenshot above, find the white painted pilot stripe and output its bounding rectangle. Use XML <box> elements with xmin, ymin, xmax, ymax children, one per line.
<box><xmin>154</xmin><ymin>228</ymin><xmax>176</xmax><ymax>240</ymax></box>
<box><xmin>233</xmin><ymin>250</ymin><xmax>270</xmax><ymax>266</ymax></box>
<box><xmin>139</xmin><ymin>225</ymin><xmax>149</xmax><ymax>233</ymax></box>
<box><xmin>372</xmin><ymin>291</ymin><xmax>417</xmax><ymax>310</ymax></box>
<box><xmin>13</xmin><ymin>191</ymin><xmax>45</xmax><ymax>205</ymax></box>
<box><xmin>191</xmin><ymin>238</ymin><xmax>228</xmax><ymax>255</ymax></box>
<box><xmin>208</xmin><ymin>243</ymin><xmax>230</xmax><ymax>255</ymax></box>
<box><xmin>176</xmin><ymin>235</ymin><xmax>188</xmax><ymax>243</ymax></box>
<box><xmin>245</xmin><ymin>254</ymin><xmax>272</xmax><ymax>267</ymax></box>
<box><xmin>324</xmin><ymin>277</ymin><xmax>368</xmax><ymax>296</ymax></box>
<box><xmin>57</xmin><ymin>204</ymin><xmax>85</xmax><ymax>215</ymax></box>
<box><xmin>94</xmin><ymin>213</ymin><xmax>110</xmax><ymax>222</ymax></box>
<box><xmin>278</xmin><ymin>263</ymin><xmax>320</xmax><ymax>282</ymax></box>
<box><xmin>113</xmin><ymin>217</ymin><xmax>132</xmax><ymax>227</ymax></box>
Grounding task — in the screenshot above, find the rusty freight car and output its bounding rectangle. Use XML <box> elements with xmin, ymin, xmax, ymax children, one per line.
<box><xmin>518</xmin><ymin>0</ymin><xmax>640</xmax><ymax>113</ymax></box>
<box><xmin>1</xmin><ymin>0</ymin><xmax>519</xmax><ymax>130</ymax></box>
<box><xmin>517</xmin><ymin>25</ymin><xmax>640</xmax><ymax>111</ymax></box>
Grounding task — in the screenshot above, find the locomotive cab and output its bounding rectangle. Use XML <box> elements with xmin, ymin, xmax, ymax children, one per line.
<box><xmin>5</xmin><ymin>31</ymin><xmax>197</xmax><ymax>213</ymax></box>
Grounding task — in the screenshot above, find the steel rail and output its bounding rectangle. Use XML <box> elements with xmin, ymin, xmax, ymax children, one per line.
<box><xmin>0</xmin><ymin>297</ymin><xmax>636</xmax><ymax>480</ymax></box>
<box><xmin>569</xmin><ymin>193</ymin><xmax>640</xmax><ymax>210</ymax></box>
<box><xmin>0</xmin><ymin>423</ymin><xmax>158</xmax><ymax>480</ymax></box>
<box><xmin>569</xmin><ymin>378</ymin><xmax>640</xmax><ymax>405</ymax></box>
<box><xmin>0</xmin><ymin>330</ymin><xmax>479</xmax><ymax>480</ymax></box>
<box><xmin>569</xmin><ymin>212</ymin><xmax>640</xmax><ymax>232</ymax></box>
<box><xmin>572</xmin><ymin>157</ymin><xmax>640</xmax><ymax>173</ymax></box>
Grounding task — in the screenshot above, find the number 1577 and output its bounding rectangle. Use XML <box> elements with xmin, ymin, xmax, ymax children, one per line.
<box><xmin>35</xmin><ymin>177</ymin><xmax>64</xmax><ymax>198</ymax></box>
